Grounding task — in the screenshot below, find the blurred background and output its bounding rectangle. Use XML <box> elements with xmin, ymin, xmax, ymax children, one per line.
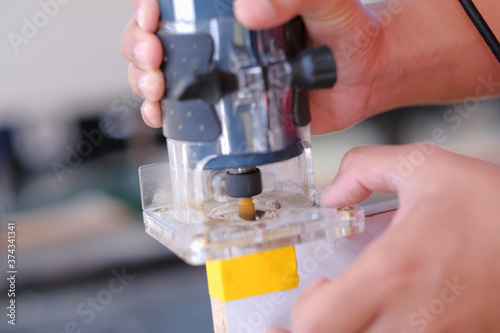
<box><xmin>0</xmin><ymin>1</ymin><xmax>499</xmax><ymax>332</ymax></box>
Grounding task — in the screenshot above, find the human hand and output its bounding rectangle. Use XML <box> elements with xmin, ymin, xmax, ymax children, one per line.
<box><xmin>270</xmin><ymin>144</ymin><xmax>500</xmax><ymax>333</ymax></box>
<box><xmin>121</xmin><ymin>0</ymin><xmax>393</xmax><ymax>132</ymax></box>
<box><xmin>235</xmin><ymin>0</ymin><xmax>391</xmax><ymax>133</ymax></box>
<box><xmin>121</xmin><ymin>0</ymin><xmax>500</xmax><ymax>131</ymax></box>
<box><xmin>121</xmin><ymin>0</ymin><xmax>164</xmax><ymax>128</ymax></box>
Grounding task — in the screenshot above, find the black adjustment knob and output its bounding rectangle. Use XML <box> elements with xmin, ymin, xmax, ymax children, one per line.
<box><xmin>284</xmin><ymin>16</ymin><xmax>307</xmax><ymax>57</ymax></box>
<box><xmin>225</xmin><ymin>169</ymin><xmax>263</xmax><ymax>198</ymax></box>
<box><xmin>174</xmin><ymin>67</ymin><xmax>239</xmax><ymax>105</ymax></box>
<box><xmin>290</xmin><ymin>46</ymin><xmax>337</xmax><ymax>90</ymax></box>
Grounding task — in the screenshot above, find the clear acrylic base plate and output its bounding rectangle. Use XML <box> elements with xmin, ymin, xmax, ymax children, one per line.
<box><xmin>140</xmin><ymin>163</ymin><xmax>365</xmax><ymax>265</ymax></box>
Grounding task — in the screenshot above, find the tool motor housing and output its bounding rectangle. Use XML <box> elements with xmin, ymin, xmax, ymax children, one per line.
<box><xmin>157</xmin><ymin>0</ymin><xmax>336</xmax><ymax>223</ymax></box>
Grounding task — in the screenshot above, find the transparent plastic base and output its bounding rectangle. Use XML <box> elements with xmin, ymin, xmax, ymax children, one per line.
<box><xmin>140</xmin><ymin>162</ymin><xmax>365</xmax><ymax>265</ymax></box>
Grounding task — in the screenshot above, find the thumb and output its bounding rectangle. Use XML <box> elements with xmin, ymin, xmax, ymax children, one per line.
<box><xmin>320</xmin><ymin>145</ymin><xmax>417</xmax><ymax>207</ymax></box>
<box><xmin>234</xmin><ymin>0</ymin><xmax>367</xmax><ymax>31</ymax></box>
<box><xmin>133</xmin><ymin>0</ymin><xmax>160</xmax><ymax>32</ymax></box>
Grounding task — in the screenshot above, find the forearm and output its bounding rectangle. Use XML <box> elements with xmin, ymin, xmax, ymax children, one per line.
<box><xmin>369</xmin><ymin>0</ymin><xmax>500</xmax><ymax>113</ymax></box>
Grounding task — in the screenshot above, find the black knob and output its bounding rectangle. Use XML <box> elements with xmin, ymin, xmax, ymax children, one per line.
<box><xmin>290</xmin><ymin>46</ymin><xmax>337</xmax><ymax>90</ymax></box>
<box><xmin>284</xmin><ymin>17</ymin><xmax>307</xmax><ymax>57</ymax></box>
<box><xmin>174</xmin><ymin>67</ymin><xmax>239</xmax><ymax>105</ymax></box>
<box><xmin>225</xmin><ymin>169</ymin><xmax>263</xmax><ymax>198</ymax></box>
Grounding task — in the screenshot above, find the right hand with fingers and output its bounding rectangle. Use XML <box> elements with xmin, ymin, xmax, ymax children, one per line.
<box><xmin>234</xmin><ymin>0</ymin><xmax>391</xmax><ymax>134</ymax></box>
<box><xmin>121</xmin><ymin>0</ymin><xmax>164</xmax><ymax>128</ymax></box>
<box><xmin>121</xmin><ymin>0</ymin><xmax>392</xmax><ymax>132</ymax></box>
<box><xmin>121</xmin><ymin>0</ymin><xmax>500</xmax><ymax>131</ymax></box>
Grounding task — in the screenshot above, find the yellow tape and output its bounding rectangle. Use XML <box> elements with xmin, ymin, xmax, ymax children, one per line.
<box><xmin>206</xmin><ymin>246</ymin><xmax>299</xmax><ymax>302</ymax></box>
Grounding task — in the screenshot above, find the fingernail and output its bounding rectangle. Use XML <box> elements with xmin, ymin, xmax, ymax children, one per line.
<box><xmin>138</xmin><ymin>74</ymin><xmax>149</xmax><ymax>98</ymax></box>
<box><xmin>236</xmin><ymin>0</ymin><xmax>275</xmax><ymax>20</ymax></box>
<box><xmin>134</xmin><ymin>42</ymin><xmax>147</xmax><ymax>65</ymax></box>
<box><xmin>142</xmin><ymin>102</ymin><xmax>162</xmax><ymax>128</ymax></box>
<box><xmin>136</xmin><ymin>8</ymin><xmax>145</xmax><ymax>29</ymax></box>
<box><xmin>259</xmin><ymin>0</ymin><xmax>276</xmax><ymax>16</ymax></box>
<box><xmin>142</xmin><ymin>102</ymin><xmax>152</xmax><ymax>121</ymax></box>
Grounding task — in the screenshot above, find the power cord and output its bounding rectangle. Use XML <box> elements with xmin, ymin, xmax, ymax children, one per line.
<box><xmin>458</xmin><ymin>0</ymin><xmax>500</xmax><ymax>63</ymax></box>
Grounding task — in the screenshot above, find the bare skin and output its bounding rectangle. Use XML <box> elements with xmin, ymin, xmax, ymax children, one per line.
<box><xmin>272</xmin><ymin>145</ymin><xmax>500</xmax><ymax>333</ymax></box>
<box><xmin>121</xmin><ymin>0</ymin><xmax>500</xmax><ymax>332</ymax></box>
<box><xmin>121</xmin><ymin>0</ymin><xmax>500</xmax><ymax>131</ymax></box>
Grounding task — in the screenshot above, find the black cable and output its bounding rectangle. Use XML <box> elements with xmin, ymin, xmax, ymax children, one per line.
<box><xmin>458</xmin><ymin>0</ymin><xmax>500</xmax><ymax>63</ymax></box>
